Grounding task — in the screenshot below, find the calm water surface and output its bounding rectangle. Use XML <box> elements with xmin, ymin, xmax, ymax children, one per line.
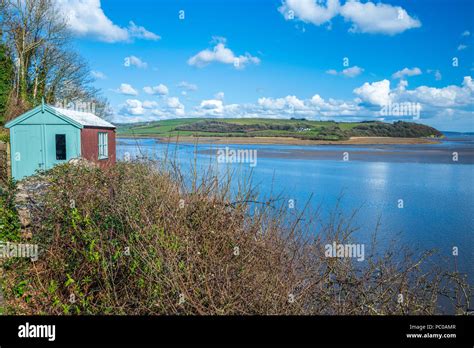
<box><xmin>117</xmin><ymin>134</ymin><xmax>474</xmax><ymax>283</ymax></box>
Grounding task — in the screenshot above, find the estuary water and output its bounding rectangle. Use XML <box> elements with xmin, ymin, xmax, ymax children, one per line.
<box><xmin>117</xmin><ymin>133</ymin><xmax>474</xmax><ymax>283</ymax></box>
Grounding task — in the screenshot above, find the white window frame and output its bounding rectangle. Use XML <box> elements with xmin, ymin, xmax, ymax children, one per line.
<box><xmin>98</xmin><ymin>132</ymin><xmax>108</xmax><ymax>160</ymax></box>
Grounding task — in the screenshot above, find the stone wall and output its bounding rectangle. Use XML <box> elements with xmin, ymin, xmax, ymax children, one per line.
<box><xmin>14</xmin><ymin>178</ymin><xmax>49</xmax><ymax>239</ymax></box>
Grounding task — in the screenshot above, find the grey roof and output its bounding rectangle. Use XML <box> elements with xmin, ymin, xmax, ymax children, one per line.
<box><xmin>52</xmin><ymin>107</ymin><xmax>116</xmax><ymax>129</ymax></box>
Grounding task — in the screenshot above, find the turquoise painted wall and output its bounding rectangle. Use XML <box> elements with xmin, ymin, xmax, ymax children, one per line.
<box><xmin>8</xmin><ymin>109</ymin><xmax>81</xmax><ymax>180</ymax></box>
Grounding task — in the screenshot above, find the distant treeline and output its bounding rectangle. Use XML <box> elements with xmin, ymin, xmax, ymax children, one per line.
<box><xmin>175</xmin><ymin>120</ymin><xmax>302</xmax><ymax>133</ymax></box>
<box><xmin>174</xmin><ymin>119</ymin><xmax>442</xmax><ymax>140</ymax></box>
<box><xmin>350</xmin><ymin>121</ymin><xmax>443</xmax><ymax>138</ymax></box>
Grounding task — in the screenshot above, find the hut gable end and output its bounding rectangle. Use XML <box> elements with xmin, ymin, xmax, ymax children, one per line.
<box><xmin>5</xmin><ymin>105</ymin><xmax>83</xmax><ymax>129</ymax></box>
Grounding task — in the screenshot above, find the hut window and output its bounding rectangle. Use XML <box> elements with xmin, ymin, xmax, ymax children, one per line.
<box><xmin>55</xmin><ymin>134</ymin><xmax>66</xmax><ymax>160</ymax></box>
<box><xmin>98</xmin><ymin>132</ymin><xmax>108</xmax><ymax>159</ymax></box>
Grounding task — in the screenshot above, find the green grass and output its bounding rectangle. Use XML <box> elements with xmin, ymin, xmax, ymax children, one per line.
<box><xmin>118</xmin><ymin>118</ymin><xmax>360</xmax><ymax>139</ymax></box>
<box><xmin>117</xmin><ymin>118</ymin><xmax>442</xmax><ymax>141</ymax></box>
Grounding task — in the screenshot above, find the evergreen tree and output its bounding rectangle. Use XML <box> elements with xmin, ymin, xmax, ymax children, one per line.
<box><xmin>0</xmin><ymin>39</ymin><xmax>13</xmax><ymax>125</ymax></box>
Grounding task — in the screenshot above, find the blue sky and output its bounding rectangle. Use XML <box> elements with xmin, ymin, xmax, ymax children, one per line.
<box><xmin>60</xmin><ymin>0</ymin><xmax>473</xmax><ymax>131</ymax></box>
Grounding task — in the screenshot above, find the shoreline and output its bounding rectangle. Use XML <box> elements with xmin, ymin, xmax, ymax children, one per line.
<box><xmin>117</xmin><ymin>135</ymin><xmax>441</xmax><ymax>145</ymax></box>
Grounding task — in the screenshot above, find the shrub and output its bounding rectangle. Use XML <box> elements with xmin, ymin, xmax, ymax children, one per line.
<box><xmin>0</xmin><ymin>128</ymin><xmax>9</xmax><ymax>143</ymax></box>
<box><xmin>0</xmin><ymin>148</ymin><xmax>9</xmax><ymax>186</ymax></box>
<box><xmin>0</xmin><ymin>180</ymin><xmax>20</xmax><ymax>242</ymax></box>
<box><xmin>0</xmin><ymin>160</ymin><xmax>470</xmax><ymax>315</ymax></box>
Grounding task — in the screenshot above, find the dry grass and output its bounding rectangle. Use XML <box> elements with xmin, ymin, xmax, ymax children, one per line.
<box><xmin>0</xmin><ymin>158</ymin><xmax>470</xmax><ymax>315</ymax></box>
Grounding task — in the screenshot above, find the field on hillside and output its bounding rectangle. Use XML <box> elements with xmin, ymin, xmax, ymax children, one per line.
<box><xmin>117</xmin><ymin>118</ymin><xmax>443</xmax><ymax>141</ymax></box>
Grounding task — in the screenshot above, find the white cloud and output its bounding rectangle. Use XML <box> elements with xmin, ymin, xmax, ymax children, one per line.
<box><xmin>124</xmin><ymin>56</ymin><xmax>148</xmax><ymax>69</ymax></box>
<box><xmin>143</xmin><ymin>84</ymin><xmax>169</xmax><ymax>96</ymax></box>
<box><xmin>198</xmin><ymin>99</ymin><xmax>224</xmax><ymax>113</ymax></box>
<box><xmin>250</xmin><ymin>77</ymin><xmax>471</xmax><ymax>121</ymax></box>
<box><xmin>462</xmin><ymin>30</ymin><xmax>471</xmax><ymax>37</ymax></box>
<box><xmin>166</xmin><ymin>97</ymin><xmax>185</xmax><ymax>116</ymax></box>
<box><xmin>214</xmin><ymin>92</ymin><xmax>225</xmax><ymax>100</ymax></box>
<box><xmin>257</xmin><ymin>96</ymin><xmax>307</xmax><ymax>112</ymax></box>
<box><xmin>120</xmin><ymin>97</ymin><xmax>186</xmax><ymax>119</ymax></box>
<box><xmin>258</xmin><ymin>97</ymin><xmax>286</xmax><ymax>110</ymax></box>
<box><xmin>177</xmin><ymin>81</ymin><xmax>198</xmax><ymax>91</ymax></box>
<box><xmin>326</xmin><ymin>69</ymin><xmax>338</xmax><ymax>75</ymax></box>
<box><xmin>188</xmin><ymin>37</ymin><xmax>260</xmax><ymax>69</ymax></box>
<box><xmin>193</xmin><ymin>100</ymin><xmax>244</xmax><ymax>118</ymax></box>
<box><xmin>326</xmin><ymin>66</ymin><xmax>364</xmax><ymax>78</ymax></box>
<box><xmin>392</xmin><ymin>67</ymin><xmax>422</xmax><ymax>79</ymax></box>
<box><xmin>223</xmin><ymin>94</ymin><xmax>361</xmax><ymax>118</ymax></box>
<box><xmin>341</xmin><ymin>66</ymin><xmax>364</xmax><ymax>77</ymax></box>
<box><xmin>116</xmin><ymin>83</ymin><xmax>138</xmax><ymax>96</ymax></box>
<box><xmin>91</xmin><ymin>70</ymin><xmax>106</xmax><ymax>79</ymax></box>
<box><xmin>142</xmin><ymin>100</ymin><xmax>158</xmax><ymax>109</ymax></box>
<box><xmin>57</xmin><ymin>0</ymin><xmax>160</xmax><ymax>43</ymax></box>
<box><xmin>110</xmin><ymin>76</ymin><xmax>473</xmax><ymax>131</ymax></box>
<box><xmin>353</xmin><ymin>79</ymin><xmax>391</xmax><ymax>106</ymax></box>
<box><xmin>119</xmin><ymin>97</ymin><xmax>184</xmax><ymax>119</ymax></box>
<box><xmin>396</xmin><ymin>79</ymin><xmax>408</xmax><ymax>92</ymax></box>
<box><xmin>279</xmin><ymin>0</ymin><xmax>421</xmax><ymax>35</ymax></box>
<box><xmin>340</xmin><ymin>1</ymin><xmax>421</xmax><ymax>35</ymax></box>
<box><xmin>308</xmin><ymin>94</ymin><xmax>361</xmax><ymax>115</ymax></box>
<box><xmin>167</xmin><ymin>97</ymin><xmax>182</xmax><ymax>108</ymax></box>
<box><xmin>464</xmin><ymin>76</ymin><xmax>474</xmax><ymax>91</ymax></box>
<box><xmin>400</xmin><ymin>76</ymin><xmax>474</xmax><ymax>108</ymax></box>
<box><xmin>127</xmin><ymin>21</ymin><xmax>161</xmax><ymax>41</ymax></box>
<box><xmin>278</xmin><ymin>0</ymin><xmax>340</xmax><ymax>26</ymax></box>
<box><xmin>310</xmin><ymin>94</ymin><xmax>325</xmax><ymax>106</ymax></box>
<box><xmin>458</xmin><ymin>44</ymin><xmax>468</xmax><ymax>51</ymax></box>
<box><xmin>208</xmin><ymin>77</ymin><xmax>473</xmax><ymax>121</ymax></box>
<box><xmin>120</xmin><ymin>99</ymin><xmax>145</xmax><ymax>115</ymax></box>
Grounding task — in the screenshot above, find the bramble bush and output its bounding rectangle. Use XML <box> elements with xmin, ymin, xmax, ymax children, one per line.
<box><xmin>0</xmin><ymin>159</ymin><xmax>470</xmax><ymax>314</ymax></box>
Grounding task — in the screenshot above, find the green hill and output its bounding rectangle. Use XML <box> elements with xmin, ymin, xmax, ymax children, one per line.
<box><xmin>117</xmin><ymin>118</ymin><xmax>443</xmax><ymax>141</ymax></box>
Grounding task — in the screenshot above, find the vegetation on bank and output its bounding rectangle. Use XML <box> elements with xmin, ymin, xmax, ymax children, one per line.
<box><xmin>0</xmin><ymin>128</ymin><xmax>9</xmax><ymax>143</ymax></box>
<box><xmin>0</xmin><ymin>39</ymin><xmax>13</xmax><ymax>125</ymax></box>
<box><xmin>0</xmin><ymin>143</ymin><xmax>9</xmax><ymax>187</ymax></box>
<box><xmin>0</xmin><ymin>180</ymin><xmax>20</xmax><ymax>243</ymax></box>
<box><xmin>0</xmin><ymin>160</ymin><xmax>470</xmax><ymax>315</ymax></box>
<box><xmin>117</xmin><ymin>118</ymin><xmax>443</xmax><ymax>141</ymax></box>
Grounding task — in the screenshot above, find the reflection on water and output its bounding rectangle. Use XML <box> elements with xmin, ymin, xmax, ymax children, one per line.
<box><xmin>117</xmin><ymin>136</ymin><xmax>474</xmax><ymax>283</ymax></box>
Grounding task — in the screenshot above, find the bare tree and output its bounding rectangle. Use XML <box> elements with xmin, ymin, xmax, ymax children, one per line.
<box><xmin>0</xmin><ymin>0</ymin><xmax>108</xmax><ymax>120</ymax></box>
